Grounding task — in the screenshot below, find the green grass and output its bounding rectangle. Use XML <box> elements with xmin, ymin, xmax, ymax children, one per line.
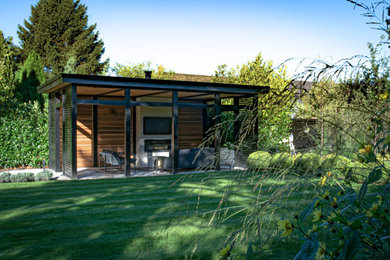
<box><xmin>0</xmin><ymin>171</ymin><xmax>320</xmax><ymax>259</ymax></box>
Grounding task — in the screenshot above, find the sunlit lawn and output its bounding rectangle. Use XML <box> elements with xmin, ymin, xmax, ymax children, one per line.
<box><xmin>0</xmin><ymin>171</ymin><xmax>320</xmax><ymax>259</ymax></box>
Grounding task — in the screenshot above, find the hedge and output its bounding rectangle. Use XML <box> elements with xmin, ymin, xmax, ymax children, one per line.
<box><xmin>0</xmin><ymin>100</ymin><xmax>48</xmax><ymax>169</ymax></box>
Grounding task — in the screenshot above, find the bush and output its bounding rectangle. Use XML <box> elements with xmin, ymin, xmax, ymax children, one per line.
<box><xmin>247</xmin><ymin>151</ymin><xmax>272</xmax><ymax>170</ymax></box>
<box><xmin>10</xmin><ymin>174</ymin><xmax>19</xmax><ymax>182</ymax></box>
<box><xmin>292</xmin><ymin>152</ymin><xmax>321</xmax><ymax>174</ymax></box>
<box><xmin>0</xmin><ymin>100</ymin><xmax>48</xmax><ymax>169</ymax></box>
<box><xmin>321</xmin><ymin>154</ymin><xmax>353</xmax><ymax>177</ymax></box>
<box><xmin>268</xmin><ymin>152</ymin><xmax>293</xmax><ymax>171</ymax></box>
<box><xmin>35</xmin><ymin>171</ymin><xmax>52</xmax><ymax>181</ymax></box>
<box><xmin>0</xmin><ymin>172</ymin><xmax>11</xmax><ymax>183</ymax></box>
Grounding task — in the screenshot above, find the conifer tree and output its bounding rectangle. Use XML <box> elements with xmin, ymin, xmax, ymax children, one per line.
<box><xmin>17</xmin><ymin>0</ymin><xmax>108</xmax><ymax>76</ymax></box>
<box><xmin>14</xmin><ymin>52</ymin><xmax>45</xmax><ymax>109</ymax></box>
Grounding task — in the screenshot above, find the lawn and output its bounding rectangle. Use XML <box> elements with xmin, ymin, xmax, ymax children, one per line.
<box><xmin>0</xmin><ymin>171</ymin><xmax>320</xmax><ymax>259</ymax></box>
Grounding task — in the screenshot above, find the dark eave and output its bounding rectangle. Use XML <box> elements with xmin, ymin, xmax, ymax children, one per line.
<box><xmin>38</xmin><ymin>73</ymin><xmax>270</xmax><ymax>95</ymax></box>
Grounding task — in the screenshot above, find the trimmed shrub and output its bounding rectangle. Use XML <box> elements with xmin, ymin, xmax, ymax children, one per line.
<box><xmin>247</xmin><ymin>151</ymin><xmax>272</xmax><ymax>170</ymax></box>
<box><xmin>0</xmin><ymin>100</ymin><xmax>48</xmax><ymax>169</ymax></box>
<box><xmin>35</xmin><ymin>171</ymin><xmax>52</xmax><ymax>181</ymax></box>
<box><xmin>268</xmin><ymin>153</ymin><xmax>293</xmax><ymax>171</ymax></box>
<box><xmin>0</xmin><ymin>172</ymin><xmax>11</xmax><ymax>183</ymax></box>
<box><xmin>292</xmin><ymin>152</ymin><xmax>321</xmax><ymax>174</ymax></box>
<box><xmin>321</xmin><ymin>154</ymin><xmax>353</xmax><ymax>177</ymax></box>
<box><xmin>24</xmin><ymin>172</ymin><xmax>35</xmax><ymax>182</ymax></box>
<box><xmin>10</xmin><ymin>174</ymin><xmax>19</xmax><ymax>183</ymax></box>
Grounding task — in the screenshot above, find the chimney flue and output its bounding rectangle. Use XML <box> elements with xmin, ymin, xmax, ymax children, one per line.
<box><xmin>144</xmin><ymin>70</ymin><xmax>152</xmax><ymax>79</ymax></box>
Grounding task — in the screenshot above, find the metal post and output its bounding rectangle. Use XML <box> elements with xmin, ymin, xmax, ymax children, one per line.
<box><xmin>171</xmin><ymin>91</ymin><xmax>179</xmax><ymax>174</ymax></box>
<box><xmin>214</xmin><ymin>93</ymin><xmax>221</xmax><ymax>171</ymax></box>
<box><xmin>252</xmin><ymin>95</ymin><xmax>258</xmax><ymax>150</ymax></box>
<box><xmin>92</xmin><ymin>97</ymin><xmax>98</xmax><ymax>167</ymax></box>
<box><xmin>125</xmin><ymin>88</ymin><xmax>131</xmax><ymax>177</ymax></box>
<box><xmin>233</xmin><ymin>97</ymin><xmax>240</xmax><ymax>142</ymax></box>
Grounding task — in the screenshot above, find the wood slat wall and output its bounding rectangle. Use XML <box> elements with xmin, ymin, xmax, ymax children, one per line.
<box><xmin>77</xmin><ymin>105</ymin><xmax>93</xmax><ymax>167</ymax></box>
<box><xmin>75</xmin><ymin>105</ymin><xmax>202</xmax><ymax>167</ymax></box>
<box><xmin>97</xmin><ymin>105</ymin><xmax>125</xmax><ymax>158</ymax></box>
<box><xmin>178</xmin><ymin>108</ymin><xmax>203</xmax><ymax>148</ymax></box>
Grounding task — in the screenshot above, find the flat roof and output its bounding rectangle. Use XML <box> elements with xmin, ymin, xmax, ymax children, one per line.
<box><xmin>38</xmin><ymin>74</ymin><xmax>270</xmax><ymax>99</ymax></box>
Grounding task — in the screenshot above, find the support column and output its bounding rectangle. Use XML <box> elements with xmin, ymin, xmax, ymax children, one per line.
<box><xmin>71</xmin><ymin>84</ymin><xmax>77</xmax><ymax>179</ymax></box>
<box><xmin>132</xmin><ymin>100</ymin><xmax>137</xmax><ymax>161</ymax></box>
<box><xmin>48</xmin><ymin>93</ymin><xmax>55</xmax><ymax>170</ymax></box>
<box><xmin>171</xmin><ymin>91</ymin><xmax>179</xmax><ymax>174</ymax></box>
<box><xmin>252</xmin><ymin>95</ymin><xmax>259</xmax><ymax>150</ymax></box>
<box><xmin>214</xmin><ymin>93</ymin><xmax>221</xmax><ymax>171</ymax></box>
<box><xmin>125</xmin><ymin>88</ymin><xmax>131</xmax><ymax>177</ymax></box>
<box><xmin>62</xmin><ymin>85</ymin><xmax>77</xmax><ymax>179</ymax></box>
<box><xmin>92</xmin><ymin>97</ymin><xmax>98</xmax><ymax>167</ymax></box>
<box><xmin>233</xmin><ymin>97</ymin><xmax>240</xmax><ymax>142</ymax></box>
<box><xmin>54</xmin><ymin>95</ymin><xmax>61</xmax><ymax>172</ymax></box>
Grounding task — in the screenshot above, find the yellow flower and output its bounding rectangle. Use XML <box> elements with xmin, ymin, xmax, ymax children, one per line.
<box><xmin>370</xmin><ymin>204</ymin><xmax>379</xmax><ymax>212</ymax></box>
<box><xmin>315</xmin><ymin>242</ymin><xmax>326</xmax><ymax>259</ymax></box>
<box><xmin>218</xmin><ymin>246</ymin><xmax>230</xmax><ymax>257</ymax></box>
<box><xmin>327</xmin><ymin>171</ymin><xmax>332</xmax><ymax>177</ymax></box>
<box><xmin>364</xmin><ymin>144</ymin><xmax>372</xmax><ymax>153</ymax></box>
<box><xmin>278</xmin><ymin>219</ymin><xmax>293</xmax><ymax>237</ymax></box>
<box><xmin>313</xmin><ymin>209</ymin><xmax>322</xmax><ymax>222</ymax></box>
<box><xmin>379</xmin><ymin>91</ymin><xmax>388</xmax><ymax>101</ymax></box>
<box><xmin>319</xmin><ymin>176</ymin><xmax>327</xmax><ymax>187</ymax></box>
<box><xmin>358</xmin><ymin>148</ymin><xmax>366</xmax><ymax>154</ymax></box>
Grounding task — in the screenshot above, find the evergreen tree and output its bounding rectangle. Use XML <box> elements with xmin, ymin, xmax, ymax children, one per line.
<box><xmin>17</xmin><ymin>0</ymin><xmax>108</xmax><ymax>76</ymax></box>
<box><xmin>14</xmin><ymin>52</ymin><xmax>45</xmax><ymax>109</ymax></box>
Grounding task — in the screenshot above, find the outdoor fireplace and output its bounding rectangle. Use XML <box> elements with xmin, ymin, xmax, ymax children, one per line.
<box><xmin>144</xmin><ymin>139</ymin><xmax>171</xmax><ymax>169</ymax></box>
<box><xmin>144</xmin><ymin>139</ymin><xmax>171</xmax><ymax>152</ymax></box>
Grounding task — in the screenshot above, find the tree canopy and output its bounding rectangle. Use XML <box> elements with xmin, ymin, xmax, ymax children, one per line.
<box><xmin>17</xmin><ymin>0</ymin><xmax>108</xmax><ymax>77</ymax></box>
<box><xmin>0</xmin><ymin>31</ymin><xmax>20</xmax><ymax>104</ymax></box>
<box><xmin>113</xmin><ymin>62</ymin><xmax>175</xmax><ymax>80</ymax></box>
<box><xmin>213</xmin><ymin>53</ymin><xmax>294</xmax><ymax>151</ymax></box>
<box><xmin>14</xmin><ymin>52</ymin><xmax>45</xmax><ymax>109</ymax></box>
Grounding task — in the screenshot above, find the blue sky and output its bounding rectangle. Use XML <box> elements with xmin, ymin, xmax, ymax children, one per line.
<box><xmin>0</xmin><ymin>0</ymin><xmax>387</xmax><ymax>76</ymax></box>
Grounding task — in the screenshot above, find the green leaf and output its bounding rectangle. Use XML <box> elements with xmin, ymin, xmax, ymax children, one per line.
<box><xmin>293</xmin><ymin>238</ymin><xmax>318</xmax><ymax>260</ymax></box>
<box><xmin>299</xmin><ymin>199</ymin><xmax>318</xmax><ymax>222</ymax></box>
<box><xmin>246</xmin><ymin>242</ymin><xmax>255</xmax><ymax>260</ymax></box>
<box><xmin>367</xmin><ymin>167</ymin><xmax>382</xmax><ymax>184</ymax></box>
<box><xmin>358</xmin><ymin>180</ymin><xmax>368</xmax><ymax>203</ymax></box>
<box><xmin>343</xmin><ymin>230</ymin><xmax>360</xmax><ymax>259</ymax></box>
<box><xmin>348</xmin><ymin>219</ymin><xmax>362</xmax><ymax>230</ymax></box>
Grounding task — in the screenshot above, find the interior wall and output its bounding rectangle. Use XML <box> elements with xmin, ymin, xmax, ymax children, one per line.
<box><xmin>75</xmin><ymin>95</ymin><xmax>203</xmax><ymax>168</ymax></box>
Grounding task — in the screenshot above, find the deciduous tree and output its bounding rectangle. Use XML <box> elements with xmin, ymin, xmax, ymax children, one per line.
<box><xmin>0</xmin><ymin>30</ymin><xmax>20</xmax><ymax>104</ymax></box>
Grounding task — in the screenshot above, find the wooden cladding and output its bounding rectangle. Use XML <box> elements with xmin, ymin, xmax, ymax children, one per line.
<box><xmin>178</xmin><ymin>107</ymin><xmax>203</xmax><ymax>149</ymax></box>
<box><xmin>75</xmin><ymin>101</ymin><xmax>203</xmax><ymax>168</ymax></box>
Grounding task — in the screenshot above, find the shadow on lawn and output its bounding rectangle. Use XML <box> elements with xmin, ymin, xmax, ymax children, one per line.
<box><xmin>0</xmin><ymin>172</ymin><xmax>249</xmax><ymax>259</ymax></box>
<box><xmin>0</xmin><ymin>172</ymin><xmax>314</xmax><ymax>259</ymax></box>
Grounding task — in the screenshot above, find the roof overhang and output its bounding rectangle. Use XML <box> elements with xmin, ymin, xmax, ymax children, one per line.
<box><xmin>38</xmin><ymin>74</ymin><xmax>269</xmax><ymax>98</ymax></box>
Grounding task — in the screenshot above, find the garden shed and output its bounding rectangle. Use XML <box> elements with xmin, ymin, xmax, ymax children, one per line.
<box><xmin>37</xmin><ymin>73</ymin><xmax>269</xmax><ymax>179</ymax></box>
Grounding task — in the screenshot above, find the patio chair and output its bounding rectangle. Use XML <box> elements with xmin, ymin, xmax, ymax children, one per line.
<box><xmin>99</xmin><ymin>151</ymin><xmax>135</xmax><ymax>171</ymax></box>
